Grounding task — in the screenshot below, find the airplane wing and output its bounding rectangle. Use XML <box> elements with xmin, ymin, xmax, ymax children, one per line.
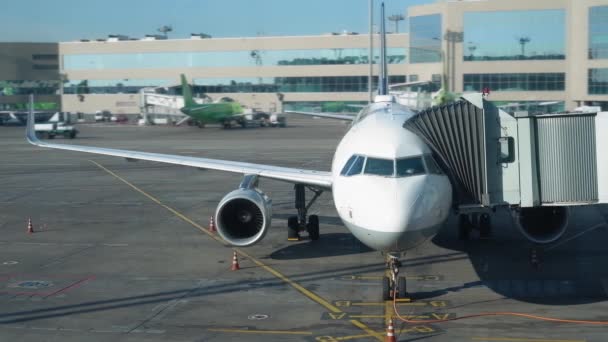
<box><xmin>285</xmin><ymin>111</ymin><xmax>355</xmax><ymax>121</ymax></box>
<box><xmin>25</xmin><ymin>111</ymin><xmax>332</xmax><ymax>189</ymax></box>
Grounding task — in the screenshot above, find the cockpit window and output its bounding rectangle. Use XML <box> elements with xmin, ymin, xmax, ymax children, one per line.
<box><xmin>423</xmin><ymin>155</ymin><xmax>443</xmax><ymax>174</ymax></box>
<box><xmin>364</xmin><ymin>158</ymin><xmax>394</xmax><ymax>176</ymax></box>
<box><xmin>396</xmin><ymin>157</ymin><xmax>426</xmax><ymax>177</ymax></box>
<box><xmin>340</xmin><ymin>155</ymin><xmax>365</xmax><ymax>176</ymax></box>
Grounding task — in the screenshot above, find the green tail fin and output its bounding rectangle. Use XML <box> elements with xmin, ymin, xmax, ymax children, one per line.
<box><xmin>180</xmin><ymin>74</ymin><xmax>196</xmax><ymax>107</ymax></box>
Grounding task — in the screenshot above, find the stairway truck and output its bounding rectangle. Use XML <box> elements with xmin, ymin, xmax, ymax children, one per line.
<box><xmin>34</xmin><ymin>122</ymin><xmax>78</xmax><ymax>139</ymax></box>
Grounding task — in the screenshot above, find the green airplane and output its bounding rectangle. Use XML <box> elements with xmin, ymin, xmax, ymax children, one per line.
<box><xmin>179</xmin><ymin>74</ymin><xmax>255</xmax><ymax>128</ymax></box>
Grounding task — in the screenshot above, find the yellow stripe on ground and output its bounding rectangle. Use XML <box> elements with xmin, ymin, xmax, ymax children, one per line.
<box><xmin>91</xmin><ymin>160</ymin><xmax>384</xmax><ymax>342</ymax></box>
<box><xmin>472</xmin><ymin>338</ymin><xmax>586</xmax><ymax>342</ymax></box>
<box><xmin>208</xmin><ymin>328</ymin><xmax>312</xmax><ymax>335</ymax></box>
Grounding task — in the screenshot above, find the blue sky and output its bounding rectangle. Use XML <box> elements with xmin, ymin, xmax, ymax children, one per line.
<box><xmin>0</xmin><ymin>0</ymin><xmax>435</xmax><ymax>42</ymax></box>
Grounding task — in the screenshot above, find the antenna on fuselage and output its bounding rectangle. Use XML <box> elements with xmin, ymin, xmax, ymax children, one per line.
<box><xmin>378</xmin><ymin>2</ymin><xmax>388</xmax><ymax>96</ymax></box>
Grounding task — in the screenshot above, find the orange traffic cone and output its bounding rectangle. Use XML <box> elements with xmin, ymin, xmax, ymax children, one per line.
<box><xmin>27</xmin><ymin>218</ymin><xmax>34</xmax><ymax>234</ymax></box>
<box><xmin>231</xmin><ymin>251</ymin><xmax>240</xmax><ymax>271</ymax></box>
<box><xmin>209</xmin><ymin>216</ymin><xmax>216</xmax><ymax>233</ymax></box>
<box><xmin>385</xmin><ymin>318</ymin><xmax>396</xmax><ymax>342</ymax></box>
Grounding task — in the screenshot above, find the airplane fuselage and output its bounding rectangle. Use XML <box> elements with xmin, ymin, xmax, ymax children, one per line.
<box><xmin>330</xmin><ymin>100</ymin><xmax>453</xmax><ymax>253</ymax></box>
<box><xmin>180</xmin><ymin>102</ymin><xmax>243</xmax><ymax>124</ymax></box>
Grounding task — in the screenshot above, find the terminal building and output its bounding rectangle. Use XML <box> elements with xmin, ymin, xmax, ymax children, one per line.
<box><xmin>1</xmin><ymin>0</ymin><xmax>607</xmax><ymax>116</ymax></box>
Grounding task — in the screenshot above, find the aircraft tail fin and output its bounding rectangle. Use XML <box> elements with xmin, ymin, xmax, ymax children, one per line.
<box><xmin>180</xmin><ymin>74</ymin><xmax>196</xmax><ymax>107</ymax></box>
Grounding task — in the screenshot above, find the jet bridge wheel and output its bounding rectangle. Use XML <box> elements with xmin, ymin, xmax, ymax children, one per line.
<box><xmin>458</xmin><ymin>214</ymin><xmax>471</xmax><ymax>240</ymax></box>
<box><xmin>479</xmin><ymin>213</ymin><xmax>492</xmax><ymax>239</ymax></box>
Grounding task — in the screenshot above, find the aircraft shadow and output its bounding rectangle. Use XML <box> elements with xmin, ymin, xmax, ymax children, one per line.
<box><xmin>429</xmin><ymin>205</ymin><xmax>608</xmax><ymax>305</ymax></box>
<box><xmin>272</xmin><ymin>213</ymin><xmax>343</xmax><ymax>226</ymax></box>
<box><xmin>270</xmin><ymin>233</ymin><xmax>373</xmax><ymax>260</ymax></box>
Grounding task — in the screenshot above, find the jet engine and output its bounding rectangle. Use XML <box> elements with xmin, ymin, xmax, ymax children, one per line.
<box><xmin>215</xmin><ymin>188</ymin><xmax>272</xmax><ymax>247</ymax></box>
<box><xmin>512</xmin><ymin>206</ymin><xmax>569</xmax><ymax>244</ymax></box>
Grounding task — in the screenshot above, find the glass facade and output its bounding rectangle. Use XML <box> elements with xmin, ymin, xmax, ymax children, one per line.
<box><xmin>588</xmin><ymin>69</ymin><xmax>608</xmax><ymax>95</ymax></box>
<box><xmin>463</xmin><ymin>73</ymin><xmax>565</xmax><ymax>92</ymax></box>
<box><xmin>63</xmin><ymin>76</ymin><xmax>406</xmax><ymax>94</ymax></box>
<box><xmin>284</xmin><ymin>101</ymin><xmax>367</xmax><ymax>113</ymax></box>
<box><xmin>63</xmin><ymin>48</ymin><xmax>406</xmax><ymax>70</ymax></box>
<box><xmin>409</xmin><ymin>14</ymin><xmax>442</xmax><ymax>63</ymax></box>
<box><xmin>589</xmin><ymin>6</ymin><xmax>608</xmax><ymax>59</ymax></box>
<box><xmin>0</xmin><ymin>80</ymin><xmax>60</xmax><ymax>95</ymax></box>
<box><xmin>64</xmin><ymin>79</ymin><xmax>171</xmax><ymax>94</ymax></box>
<box><xmin>464</xmin><ymin>10</ymin><xmax>565</xmax><ymax>61</ymax></box>
<box><xmin>194</xmin><ymin>76</ymin><xmax>406</xmax><ymax>93</ymax></box>
<box><xmin>495</xmin><ymin>101</ymin><xmax>565</xmax><ymax>114</ymax></box>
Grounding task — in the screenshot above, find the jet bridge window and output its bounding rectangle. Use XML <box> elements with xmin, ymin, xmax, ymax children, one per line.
<box><xmin>340</xmin><ymin>155</ymin><xmax>365</xmax><ymax>176</ymax></box>
<box><xmin>364</xmin><ymin>158</ymin><xmax>394</xmax><ymax>176</ymax></box>
<box><xmin>396</xmin><ymin>156</ymin><xmax>426</xmax><ymax>177</ymax></box>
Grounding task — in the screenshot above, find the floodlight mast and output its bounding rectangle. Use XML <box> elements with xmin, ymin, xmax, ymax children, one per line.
<box><xmin>368</xmin><ymin>0</ymin><xmax>374</xmax><ymax>103</ymax></box>
<box><xmin>388</xmin><ymin>14</ymin><xmax>405</xmax><ymax>33</ymax></box>
<box><xmin>378</xmin><ymin>3</ymin><xmax>388</xmax><ymax>96</ymax></box>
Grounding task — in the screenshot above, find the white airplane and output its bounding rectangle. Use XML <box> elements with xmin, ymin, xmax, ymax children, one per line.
<box><xmin>24</xmin><ymin>3</ymin><xmax>453</xmax><ymax>299</ymax></box>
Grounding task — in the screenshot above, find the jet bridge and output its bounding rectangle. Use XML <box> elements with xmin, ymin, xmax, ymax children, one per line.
<box><xmin>403</xmin><ymin>94</ymin><xmax>608</xmax><ymax>209</ymax></box>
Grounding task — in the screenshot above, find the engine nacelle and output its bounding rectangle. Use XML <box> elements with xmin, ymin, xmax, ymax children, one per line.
<box><xmin>512</xmin><ymin>206</ymin><xmax>569</xmax><ymax>244</ymax></box>
<box><xmin>215</xmin><ymin>188</ymin><xmax>272</xmax><ymax>246</ymax></box>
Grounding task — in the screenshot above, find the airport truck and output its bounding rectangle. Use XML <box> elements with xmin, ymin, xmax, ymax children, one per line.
<box><xmin>34</xmin><ymin>122</ymin><xmax>78</xmax><ymax>139</ymax></box>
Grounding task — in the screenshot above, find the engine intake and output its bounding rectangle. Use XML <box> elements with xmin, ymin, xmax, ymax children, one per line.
<box><xmin>215</xmin><ymin>188</ymin><xmax>272</xmax><ymax>246</ymax></box>
<box><xmin>512</xmin><ymin>206</ymin><xmax>569</xmax><ymax>244</ymax></box>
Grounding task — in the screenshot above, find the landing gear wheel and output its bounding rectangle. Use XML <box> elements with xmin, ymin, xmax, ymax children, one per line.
<box><xmin>382</xmin><ymin>276</ymin><xmax>391</xmax><ymax>301</ymax></box>
<box><xmin>458</xmin><ymin>214</ymin><xmax>470</xmax><ymax>240</ymax></box>
<box><xmin>397</xmin><ymin>276</ymin><xmax>407</xmax><ymax>298</ymax></box>
<box><xmin>307</xmin><ymin>215</ymin><xmax>320</xmax><ymax>241</ymax></box>
<box><xmin>479</xmin><ymin>213</ymin><xmax>492</xmax><ymax>239</ymax></box>
<box><xmin>287</xmin><ymin>215</ymin><xmax>300</xmax><ymax>241</ymax></box>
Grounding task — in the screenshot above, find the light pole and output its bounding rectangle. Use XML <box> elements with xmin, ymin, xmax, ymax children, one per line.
<box><xmin>368</xmin><ymin>0</ymin><xmax>374</xmax><ymax>103</ymax></box>
<box><xmin>444</xmin><ymin>30</ymin><xmax>463</xmax><ymax>92</ymax></box>
<box><xmin>158</xmin><ymin>25</ymin><xmax>173</xmax><ymax>39</ymax></box>
<box><xmin>388</xmin><ymin>14</ymin><xmax>405</xmax><ymax>34</ymax></box>
<box><xmin>518</xmin><ymin>36</ymin><xmax>531</xmax><ymax>57</ymax></box>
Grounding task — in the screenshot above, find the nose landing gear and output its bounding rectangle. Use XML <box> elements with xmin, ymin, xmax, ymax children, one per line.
<box><xmin>287</xmin><ymin>184</ymin><xmax>323</xmax><ymax>241</ymax></box>
<box><xmin>382</xmin><ymin>254</ymin><xmax>407</xmax><ymax>300</ymax></box>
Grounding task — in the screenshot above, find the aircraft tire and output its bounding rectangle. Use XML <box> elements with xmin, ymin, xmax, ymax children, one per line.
<box><xmin>397</xmin><ymin>276</ymin><xmax>407</xmax><ymax>298</ymax></box>
<box><xmin>307</xmin><ymin>215</ymin><xmax>320</xmax><ymax>241</ymax></box>
<box><xmin>288</xmin><ymin>215</ymin><xmax>299</xmax><ymax>240</ymax></box>
<box><xmin>382</xmin><ymin>276</ymin><xmax>391</xmax><ymax>301</ymax></box>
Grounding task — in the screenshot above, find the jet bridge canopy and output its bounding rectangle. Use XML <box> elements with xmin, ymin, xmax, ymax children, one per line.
<box><xmin>403</xmin><ymin>94</ymin><xmax>608</xmax><ymax>208</ymax></box>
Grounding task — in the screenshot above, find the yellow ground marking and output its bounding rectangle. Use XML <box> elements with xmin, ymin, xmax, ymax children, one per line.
<box><xmin>91</xmin><ymin>160</ymin><xmax>384</xmax><ymax>342</ymax></box>
<box><xmin>472</xmin><ymin>338</ymin><xmax>586</xmax><ymax>342</ymax></box>
<box><xmin>208</xmin><ymin>328</ymin><xmax>312</xmax><ymax>335</ymax></box>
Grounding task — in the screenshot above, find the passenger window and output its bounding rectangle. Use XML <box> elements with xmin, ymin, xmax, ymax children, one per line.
<box><xmin>423</xmin><ymin>155</ymin><xmax>443</xmax><ymax>175</ymax></box>
<box><xmin>364</xmin><ymin>158</ymin><xmax>394</xmax><ymax>176</ymax></box>
<box><xmin>341</xmin><ymin>155</ymin><xmax>365</xmax><ymax>176</ymax></box>
<box><xmin>396</xmin><ymin>157</ymin><xmax>426</xmax><ymax>177</ymax></box>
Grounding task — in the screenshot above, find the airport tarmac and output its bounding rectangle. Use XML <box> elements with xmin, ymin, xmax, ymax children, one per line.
<box><xmin>1</xmin><ymin>118</ymin><xmax>608</xmax><ymax>342</ymax></box>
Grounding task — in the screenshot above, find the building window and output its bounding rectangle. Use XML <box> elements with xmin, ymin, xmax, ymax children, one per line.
<box><xmin>464</xmin><ymin>10</ymin><xmax>565</xmax><ymax>61</ymax></box>
<box><xmin>0</xmin><ymin>80</ymin><xmax>60</xmax><ymax>95</ymax></box>
<box><xmin>409</xmin><ymin>14</ymin><xmax>442</xmax><ymax>63</ymax></box>
<box><xmin>32</xmin><ymin>54</ymin><xmax>58</xmax><ymax>61</ymax></box>
<box><xmin>63</xmin><ymin>79</ymin><xmax>171</xmax><ymax>94</ymax></box>
<box><xmin>33</xmin><ymin>64</ymin><xmax>59</xmax><ymax>70</ymax></box>
<box><xmin>63</xmin><ymin>48</ymin><xmax>406</xmax><ymax>70</ymax></box>
<box><xmin>194</xmin><ymin>76</ymin><xmax>406</xmax><ymax>94</ymax></box>
<box><xmin>589</xmin><ymin>6</ymin><xmax>608</xmax><ymax>59</ymax></box>
<box><xmin>463</xmin><ymin>73</ymin><xmax>565</xmax><ymax>92</ymax></box>
<box><xmin>588</xmin><ymin>69</ymin><xmax>608</xmax><ymax>94</ymax></box>
<box><xmin>409</xmin><ymin>75</ymin><xmax>419</xmax><ymax>82</ymax></box>
<box><xmin>284</xmin><ymin>101</ymin><xmax>368</xmax><ymax>113</ymax></box>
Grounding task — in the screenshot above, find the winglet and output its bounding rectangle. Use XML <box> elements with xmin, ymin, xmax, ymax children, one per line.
<box><xmin>26</xmin><ymin>94</ymin><xmax>44</xmax><ymax>147</ymax></box>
